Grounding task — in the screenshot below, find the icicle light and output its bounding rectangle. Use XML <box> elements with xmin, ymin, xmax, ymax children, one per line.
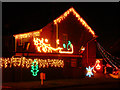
<box><xmin>54</xmin><ymin>7</ymin><xmax>96</xmax><ymax>37</ymax></box>
<box><xmin>0</xmin><ymin>57</ymin><xmax>64</xmax><ymax>68</ymax></box>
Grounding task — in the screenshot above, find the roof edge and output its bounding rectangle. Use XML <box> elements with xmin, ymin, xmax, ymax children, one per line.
<box><xmin>53</xmin><ymin>7</ymin><xmax>96</xmax><ymax>37</ymax></box>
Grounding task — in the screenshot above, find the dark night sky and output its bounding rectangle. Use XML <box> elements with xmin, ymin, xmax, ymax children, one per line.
<box><xmin>2</xmin><ymin>2</ymin><xmax>120</xmax><ymax>57</ymax></box>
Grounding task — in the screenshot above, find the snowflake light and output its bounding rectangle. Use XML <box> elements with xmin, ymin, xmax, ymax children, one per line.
<box><xmin>86</xmin><ymin>66</ymin><xmax>94</xmax><ymax>77</ymax></box>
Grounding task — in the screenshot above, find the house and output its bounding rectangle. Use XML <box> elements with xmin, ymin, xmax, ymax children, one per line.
<box><xmin>2</xmin><ymin>7</ymin><xmax>97</xmax><ymax>82</ymax></box>
<box><xmin>13</xmin><ymin>7</ymin><xmax>96</xmax><ymax>66</ymax></box>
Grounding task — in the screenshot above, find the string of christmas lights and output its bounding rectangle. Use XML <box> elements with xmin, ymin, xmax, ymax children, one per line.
<box><xmin>13</xmin><ymin>30</ymin><xmax>42</xmax><ymax>39</ymax></box>
<box><xmin>97</xmin><ymin>43</ymin><xmax>117</xmax><ymax>68</ymax></box>
<box><xmin>33</xmin><ymin>38</ymin><xmax>63</xmax><ymax>53</ymax></box>
<box><xmin>0</xmin><ymin>57</ymin><xmax>64</xmax><ymax>68</ymax></box>
<box><xmin>54</xmin><ymin>7</ymin><xmax>96</xmax><ymax>37</ymax></box>
<box><xmin>100</xmin><ymin>45</ymin><xmax>120</xmax><ymax>65</ymax></box>
<box><xmin>33</xmin><ymin>38</ymin><xmax>74</xmax><ymax>54</ymax></box>
<box><xmin>97</xmin><ymin>42</ymin><xmax>119</xmax><ymax>67</ymax></box>
<box><xmin>97</xmin><ymin>42</ymin><xmax>119</xmax><ymax>69</ymax></box>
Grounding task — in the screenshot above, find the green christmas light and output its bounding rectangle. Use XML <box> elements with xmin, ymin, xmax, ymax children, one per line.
<box><xmin>67</xmin><ymin>41</ymin><xmax>72</xmax><ymax>50</ymax></box>
<box><xmin>31</xmin><ymin>60</ymin><xmax>39</xmax><ymax>76</ymax></box>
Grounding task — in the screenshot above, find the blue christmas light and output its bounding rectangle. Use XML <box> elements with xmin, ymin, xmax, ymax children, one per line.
<box><xmin>63</xmin><ymin>43</ymin><xmax>66</xmax><ymax>48</ymax></box>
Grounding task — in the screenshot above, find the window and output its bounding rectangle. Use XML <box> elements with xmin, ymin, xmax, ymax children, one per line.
<box><xmin>71</xmin><ymin>59</ymin><xmax>77</xmax><ymax>67</ymax></box>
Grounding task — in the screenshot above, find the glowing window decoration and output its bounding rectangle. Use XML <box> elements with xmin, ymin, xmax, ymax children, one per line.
<box><xmin>53</xmin><ymin>7</ymin><xmax>96</xmax><ymax>37</ymax></box>
<box><xmin>33</xmin><ymin>38</ymin><xmax>74</xmax><ymax>54</ymax></box>
<box><xmin>86</xmin><ymin>66</ymin><xmax>94</xmax><ymax>77</ymax></box>
<box><xmin>63</xmin><ymin>43</ymin><xmax>66</xmax><ymax>48</ymax></box>
<box><xmin>0</xmin><ymin>57</ymin><xmax>64</xmax><ymax>68</ymax></box>
<box><xmin>31</xmin><ymin>60</ymin><xmax>39</xmax><ymax>76</ymax></box>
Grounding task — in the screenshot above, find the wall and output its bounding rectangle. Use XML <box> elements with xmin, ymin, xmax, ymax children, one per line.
<box><xmin>82</xmin><ymin>40</ymin><xmax>96</xmax><ymax>67</ymax></box>
<box><xmin>2</xmin><ymin>56</ymin><xmax>83</xmax><ymax>82</ymax></box>
<box><xmin>2</xmin><ymin>35</ymin><xmax>15</xmax><ymax>57</ymax></box>
<box><xmin>15</xmin><ymin>22</ymin><xmax>56</xmax><ymax>53</ymax></box>
<box><xmin>57</xmin><ymin>13</ymin><xmax>96</xmax><ymax>67</ymax></box>
<box><xmin>57</xmin><ymin>13</ymin><xmax>94</xmax><ymax>54</ymax></box>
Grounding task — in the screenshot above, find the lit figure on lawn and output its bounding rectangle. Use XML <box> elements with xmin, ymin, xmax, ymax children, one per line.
<box><xmin>86</xmin><ymin>66</ymin><xmax>94</xmax><ymax>77</ymax></box>
<box><xmin>31</xmin><ymin>60</ymin><xmax>39</xmax><ymax>76</ymax></box>
<box><xmin>95</xmin><ymin>60</ymin><xmax>101</xmax><ymax>70</ymax></box>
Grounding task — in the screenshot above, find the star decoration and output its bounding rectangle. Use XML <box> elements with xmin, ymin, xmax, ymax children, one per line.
<box><xmin>86</xmin><ymin>66</ymin><xmax>94</xmax><ymax>77</ymax></box>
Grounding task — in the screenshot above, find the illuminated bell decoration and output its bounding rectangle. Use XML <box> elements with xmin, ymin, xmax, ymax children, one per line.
<box><xmin>86</xmin><ymin>66</ymin><xmax>94</xmax><ymax>77</ymax></box>
<box><xmin>31</xmin><ymin>60</ymin><xmax>39</xmax><ymax>76</ymax></box>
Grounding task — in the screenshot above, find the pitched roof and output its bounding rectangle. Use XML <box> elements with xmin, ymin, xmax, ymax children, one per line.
<box><xmin>53</xmin><ymin>7</ymin><xmax>96</xmax><ymax>37</ymax></box>
<box><xmin>14</xmin><ymin>7</ymin><xmax>96</xmax><ymax>38</ymax></box>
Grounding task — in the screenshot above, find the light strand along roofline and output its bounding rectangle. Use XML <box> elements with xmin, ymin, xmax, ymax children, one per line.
<box><xmin>53</xmin><ymin>7</ymin><xmax>96</xmax><ymax>37</ymax></box>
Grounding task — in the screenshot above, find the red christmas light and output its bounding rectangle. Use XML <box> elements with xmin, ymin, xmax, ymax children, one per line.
<box><xmin>96</xmin><ymin>63</ymin><xmax>101</xmax><ymax>70</ymax></box>
<box><xmin>95</xmin><ymin>60</ymin><xmax>101</xmax><ymax>70</ymax></box>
